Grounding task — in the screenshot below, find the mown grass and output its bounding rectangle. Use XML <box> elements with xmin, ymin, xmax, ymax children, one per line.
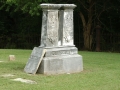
<box><xmin>0</xmin><ymin>49</ymin><xmax>120</xmax><ymax>90</ymax></box>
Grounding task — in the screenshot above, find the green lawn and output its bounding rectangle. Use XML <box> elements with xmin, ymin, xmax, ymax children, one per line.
<box><xmin>0</xmin><ymin>49</ymin><xmax>120</xmax><ymax>90</ymax></box>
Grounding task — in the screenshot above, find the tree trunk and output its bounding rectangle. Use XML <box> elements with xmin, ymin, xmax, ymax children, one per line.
<box><xmin>83</xmin><ymin>25</ymin><xmax>92</xmax><ymax>50</ymax></box>
<box><xmin>79</xmin><ymin>0</ymin><xmax>94</xmax><ymax>50</ymax></box>
<box><xmin>96</xmin><ymin>24</ymin><xmax>101</xmax><ymax>51</ymax></box>
<box><xmin>83</xmin><ymin>30</ymin><xmax>90</xmax><ymax>50</ymax></box>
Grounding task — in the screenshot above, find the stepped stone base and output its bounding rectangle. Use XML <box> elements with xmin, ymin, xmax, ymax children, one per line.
<box><xmin>37</xmin><ymin>46</ymin><xmax>83</xmax><ymax>75</ymax></box>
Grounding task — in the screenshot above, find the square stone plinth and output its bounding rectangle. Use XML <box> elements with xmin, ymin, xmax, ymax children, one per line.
<box><xmin>37</xmin><ymin>47</ymin><xmax>83</xmax><ymax>75</ymax></box>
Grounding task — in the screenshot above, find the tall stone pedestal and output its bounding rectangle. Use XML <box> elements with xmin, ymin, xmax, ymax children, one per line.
<box><xmin>24</xmin><ymin>4</ymin><xmax>83</xmax><ymax>75</ymax></box>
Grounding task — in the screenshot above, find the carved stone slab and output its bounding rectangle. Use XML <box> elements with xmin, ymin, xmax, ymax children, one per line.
<box><xmin>24</xmin><ymin>47</ymin><xmax>46</xmax><ymax>74</ymax></box>
<box><xmin>62</xmin><ymin>11</ymin><xmax>73</xmax><ymax>46</ymax></box>
<box><xmin>40</xmin><ymin>4</ymin><xmax>60</xmax><ymax>47</ymax></box>
<box><xmin>45</xmin><ymin>47</ymin><xmax>78</xmax><ymax>57</ymax></box>
<box><xmin>46</xmin><ymin>11</ymin><xmax>58</xmax><ymax>46</ymax></box>
<box><xmin>58</xmin><ymin>4</ymin><xmax>76</xmax><ymax>46</ymax></box>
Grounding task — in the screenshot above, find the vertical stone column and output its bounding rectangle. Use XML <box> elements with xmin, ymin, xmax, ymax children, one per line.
<box><xmin>40</xmin><ymin>4</ymin><xmax>61</xmax><ymax>47</ymax></box>
<box><xmin>59</xmin><ymin>4</ymin><xmax>76</xmax><ymax>46</ymax></box>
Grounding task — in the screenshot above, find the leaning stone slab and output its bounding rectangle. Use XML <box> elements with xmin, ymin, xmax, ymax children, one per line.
<box><xmin>24</xmin><ymin>47</ymin><xmax>46</xmax><ymax>74</ymax></box>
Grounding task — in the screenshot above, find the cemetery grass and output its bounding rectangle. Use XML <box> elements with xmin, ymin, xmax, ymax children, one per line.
<box><xmin>0</xmin><ymin>49</ymin><xmax>120</xmax><ymax>90</ymax></box>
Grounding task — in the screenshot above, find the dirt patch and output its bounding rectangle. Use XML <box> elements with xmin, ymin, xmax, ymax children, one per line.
<box><xmin>1</xmin><ymin>74</ymin><xmax>15</xmax><ymax>77</ymax></box>
<box><xmin>13</xmin><ymin>78</ymin><xmax>37</xmax><ymax>84</ymax></box>
<box><xmin>0</xmin><ymin>61</ymin><xmax>4</xmax><ymax>63</ymax></box>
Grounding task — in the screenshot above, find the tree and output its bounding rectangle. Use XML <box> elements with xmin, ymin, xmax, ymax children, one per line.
<box><xmin>73</xmin><ymin>0</ymin><xmax>120</xmax><ymax>50</ymax></box>
<box><xmin>77</xmin><ymin>0</ymin><xmax>95</xmax><ymax>50</ymax></box>
<box><xmin>0</xmin><ymin>0</ymin><xmax>46</xmax><ymax>48</ymax></box>
<box><xmin>0</xmin><ymin>0</ymin><xmax>49</xmax><ymax>16</ymax></box>
<box><xmin>0</xmin><ymin>0</ymin><xmax>120</xmax><ymax>50</ymax></box>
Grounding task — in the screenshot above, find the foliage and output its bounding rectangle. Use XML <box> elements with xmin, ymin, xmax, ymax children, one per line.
<box><xmin>0</xmin><ymin>0</ymin><xmax>120</xmax><ymax>51</ymax></box>
<box><xmin>0</xmin><ymin>0</ymin><xmax>49</xmax><ymax>16</ymax></box>
<box><xmin>0</xmin><ymin>6</ymin><xmax>42</xmax><ymax>49</ymax></box>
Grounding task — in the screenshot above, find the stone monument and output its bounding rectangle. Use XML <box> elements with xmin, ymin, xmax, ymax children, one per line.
<box><xmin>24</xmin><ymin>4</ymin><xmax>83</xmax><ymax>75</ymax></box>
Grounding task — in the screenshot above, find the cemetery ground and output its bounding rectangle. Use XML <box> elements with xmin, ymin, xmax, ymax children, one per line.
<box><xmin>0</xmin><ymin>49</ymin><xmax>120</xmax><ymax>90</ymax></box>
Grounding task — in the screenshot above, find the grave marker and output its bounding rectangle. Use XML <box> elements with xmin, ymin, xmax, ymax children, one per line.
<box><xmin>24</xmin><ymin>47</ymin><xmax>45</xmax><ymax>74</ymax></box>
<box><xmin>24</xmin><ymin>4</ymin><xmax>83</xmax><ymax>74</ymax></box>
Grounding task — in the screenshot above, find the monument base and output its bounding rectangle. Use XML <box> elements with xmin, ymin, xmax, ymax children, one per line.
<box><xmin>37</xmin><ymin>46</ymin><xmax>83</xmax><ymax>75</ymax></box>
<box><xmin>37</xmin><ymin>55</ymin><xmax>83</xmax><ymax>75</ymax></box>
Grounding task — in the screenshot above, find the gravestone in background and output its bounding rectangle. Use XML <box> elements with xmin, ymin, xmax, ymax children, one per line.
<box><xmin>24</xmin><ymin>4</ymin><xmax>83</xmax><ymax>75</ymax></box>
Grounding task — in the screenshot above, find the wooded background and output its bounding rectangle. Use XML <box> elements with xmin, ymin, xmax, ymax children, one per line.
<box><xmin>0</xmin><ymin>0</ymin><xmax>120</xmax><ymax>52</ymax></box>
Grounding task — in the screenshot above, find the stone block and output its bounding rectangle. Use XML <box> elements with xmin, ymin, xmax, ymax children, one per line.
<box><xmin>36</xmin><ymin>46</ymin><xmax>83</xmax><ymax>74</ymax></box>
<box><xmin>9</xmin><ymin>55</ymin><xmax>15</xmax><ymax>61</ymax></box>
<box><xmin>37</xmin><ymin>54</ymin><xmax>83</xmax><ymax>75</ymax></box>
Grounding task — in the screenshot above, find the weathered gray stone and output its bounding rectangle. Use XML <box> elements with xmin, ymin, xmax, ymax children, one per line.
<box><xmin>40</xmin><ymin>4</ymin><xmax>61</xmax><ymax>47</ymax></box>
<box><xmin>44</xmin><ymin>46</ymin><xmax>77</xmax><ymax>57</ymax></box>
<box><xmin>37</xmin><ymin>46</ymin><xmax>83</xmax><ymax>74</ymax></box>
<box><xmin>24</xmin><ymin>47</ymin><xmax>45</xmax><ymax>74</ymax></box>
<box><xmin>59</xmin><ymin>4</ymin><xmax>76</xmax><ymax>46</ymax></box>
<box><xmin>24</xmin><ymin>4</ymin><xmax>83</xmax><ymax>75</ymax></box>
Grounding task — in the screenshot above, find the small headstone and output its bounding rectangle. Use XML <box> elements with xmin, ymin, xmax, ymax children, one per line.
<box><xmin>9</xmin><ymin>55</ymin><xmax>15</xmax><ymax>61</ymax></box>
